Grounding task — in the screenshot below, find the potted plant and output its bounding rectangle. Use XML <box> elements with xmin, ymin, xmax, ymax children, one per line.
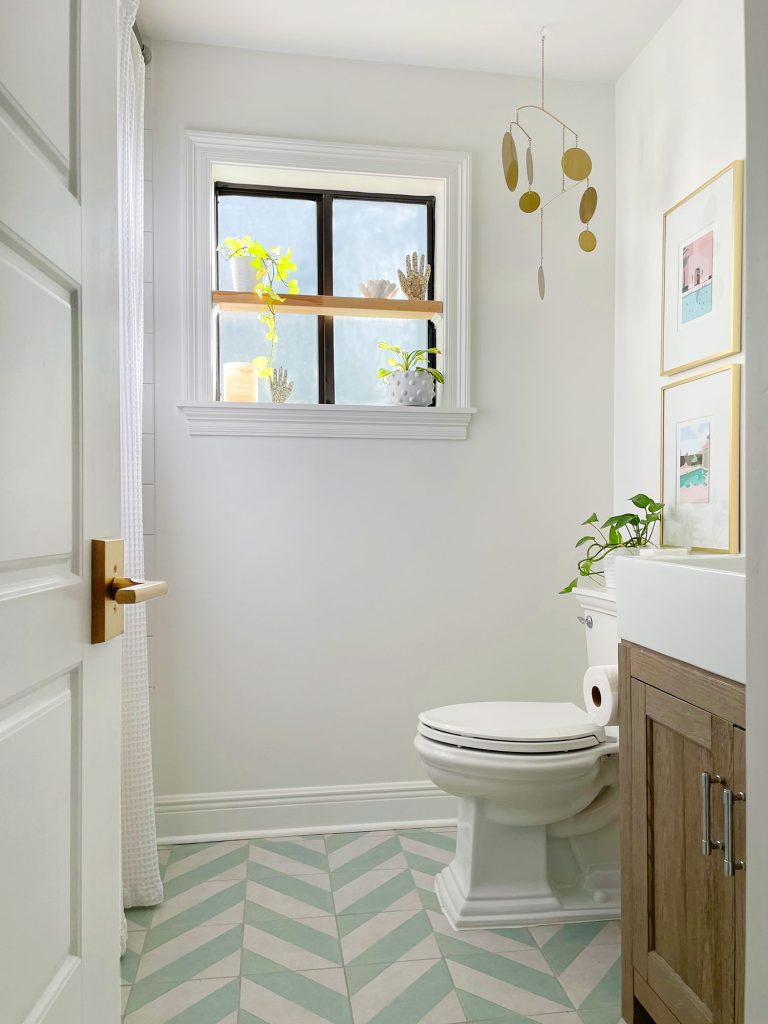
<box><xmin>377</xmin><ymin>343</ymin><xmax>444</xmax><ymax>406</ymax></box>
<box><xmin>218</xmin><ymin>236</ymin><xmax>299</xmax><ymax>391</ymax></box>
<box><xmin>560</xmin><ymin>493</ymin><xmax>665</xmax><ymax>594</ymax></box>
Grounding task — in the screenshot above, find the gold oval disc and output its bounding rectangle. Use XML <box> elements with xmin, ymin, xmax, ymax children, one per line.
<box><xmin>526</xmin><ymin>146</ymin><xmax>534</xmax><ymax>186</ymax></box>
<box><xmin>502</xmin><ymin>132</ymin><xmax>518</xmax><ymax>191</ymax></box>
<box><xmin>579</xmin><ymin>229</ymin><xmax>597</xmax><ymax>252</ymax></box>
<box><xmin>579</xmin><ymin>186</ymin><xmax>598</xmax><ymax>224</ymax></box>
<box><xmin>519</xmin><ymin>190</ymin><xmax>541</xmax><ymax>213</ymax></box>
<box><xmin>562</xmin><ymin>147</ymin><xmax>593</xmax><ymax>181</ymax></box>
<box><xmin>538</xmin><ymin>265</ymin><xmax>546</xmax><ymax>300</ymax></box>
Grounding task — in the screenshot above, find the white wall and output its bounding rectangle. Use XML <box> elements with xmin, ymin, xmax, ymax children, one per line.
<box><xmin>148</xmin><ymin>40</ymin><xmax>615</xmax><ymax>840</ymax></box>
<box><xmin>614</xmin><ymin>0</ymin><xmax>745</xmax><ymax>510</ymax></box>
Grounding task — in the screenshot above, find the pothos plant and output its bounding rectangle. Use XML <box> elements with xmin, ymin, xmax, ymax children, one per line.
<box><xmin>376</xmin><ymin>343</ymin><xmax>445</xmax><ymax>383</ymax></box>
<box><xmin>218</xmin><ymin>236</ymin><xmax>299</xmax><ymax>378</ymax></box>
<box><xmin>560</xmin><ymin>493</ymin><xmax>664</xmax><ymax>594</ymax></box>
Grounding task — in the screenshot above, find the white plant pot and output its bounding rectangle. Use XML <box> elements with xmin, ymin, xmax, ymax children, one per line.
<box><xmin>602</xmin><ymin>552</ymin><xmax>618</xmax><ymax>589</ymax></box>
<box><xmin>385</xmin><ymin>370</ymin><xmax>435</xmax><ymax>407</ymax></box>
<box><xmin>229</xmin><ymin>255</ymin><xmax>258</xmax><ymax>293</ymax></box>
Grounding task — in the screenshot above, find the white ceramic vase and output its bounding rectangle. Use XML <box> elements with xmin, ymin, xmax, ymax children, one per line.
<box><xmin>229</xmin><ymin>255</ymin><xmax>258</xmax><ymax>292</ymax></box>
<box><xmin>385</xmin><ymin>370</ymin><xmax>435</xmax><ymax>407</ymax></box>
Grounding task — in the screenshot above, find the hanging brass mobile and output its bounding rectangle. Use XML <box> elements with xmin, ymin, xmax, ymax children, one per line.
<box><xmin>502</xmin><ymin>31</ymin><xmax>598</xmax><ymax>298</ymax></box>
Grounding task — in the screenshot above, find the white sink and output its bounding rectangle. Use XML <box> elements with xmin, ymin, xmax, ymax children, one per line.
<box><xmin>616</xmin><ymin>553</ymin><xmax>746</xmax><ymax>684</ymax></box>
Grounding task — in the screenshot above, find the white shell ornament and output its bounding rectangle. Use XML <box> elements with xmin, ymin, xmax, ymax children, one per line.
<box><xmin>359</xmin><ymin>279</ymin><xmax>398</xmax><ymax>299</ymax></box>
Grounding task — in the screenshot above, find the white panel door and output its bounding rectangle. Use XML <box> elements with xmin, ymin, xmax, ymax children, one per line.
<box><xmin>0</xmin><ymin>0</ymin><xmax>122</xmax><ymax>1022</ymax></box>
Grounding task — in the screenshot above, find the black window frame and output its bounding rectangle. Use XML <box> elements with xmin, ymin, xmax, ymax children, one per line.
<box><xmin>214</xmin><ymin>182</ymin><xmax>437</xmax><ymax>405</ymax></box>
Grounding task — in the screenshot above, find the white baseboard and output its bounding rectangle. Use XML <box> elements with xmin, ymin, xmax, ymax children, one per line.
<box><xmin>155</xmin><ymin>779</ymin><xmax>457</xmax><ymax>845</ymax></box>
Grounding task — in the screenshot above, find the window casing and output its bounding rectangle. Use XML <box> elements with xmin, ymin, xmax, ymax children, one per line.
<box><xmin>214</xmin><ymin>183</ymin><xmax>437</xmax><ymax>406</ymax></box>
<box><xmin>181</xmin><ymin>130</ymin><xmax>473</xmax><ymax>439</ymax></box>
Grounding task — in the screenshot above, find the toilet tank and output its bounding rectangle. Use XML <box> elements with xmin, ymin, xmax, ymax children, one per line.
<box><xmin>573</xmin><ymin>586</ymin><xmax>618</xmax><ymax>666</ymax></box>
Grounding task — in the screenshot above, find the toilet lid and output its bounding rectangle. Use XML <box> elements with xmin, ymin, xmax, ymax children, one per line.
<box><xmin>418</xmin><ymin>702</ymin><xmax>605</xmax><ymax>754</ymax></box>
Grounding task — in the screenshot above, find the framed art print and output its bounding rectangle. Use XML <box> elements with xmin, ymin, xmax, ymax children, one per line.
<box><xmin>661</xmin><ymin>161</ymin><xmax>743</xmax><ymax>375</ymax></box>
<box><xmin>661</xmin><ymin>365</ymin><xmax>740</xmax><ymax>553</ymax></box>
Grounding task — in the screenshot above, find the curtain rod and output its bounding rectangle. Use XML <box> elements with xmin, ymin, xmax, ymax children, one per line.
<box><xmin>132</xmin><ymin>22</ymin><xmax>152</xmax><ymax>65</ymax></box>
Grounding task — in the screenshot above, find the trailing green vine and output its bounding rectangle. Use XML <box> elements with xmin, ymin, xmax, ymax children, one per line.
<box><xmin>560</xmin><ymin>493</ymin><xmax>664</xmax><ymax>594</ymax></box>
<box><xmin>218</xmin><ymin>236</ymin><xmax>299</xmax><ymax>378</ymax></box>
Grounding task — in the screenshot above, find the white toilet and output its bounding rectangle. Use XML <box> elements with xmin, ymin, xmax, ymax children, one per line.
<box><xmin>414</xmin><ymin>587</ymin><xmax>620</xmax><ymax>929</ymax></box>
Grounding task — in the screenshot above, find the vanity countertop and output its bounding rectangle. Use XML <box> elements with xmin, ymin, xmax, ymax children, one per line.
<box><xmin>616</xmin><ymin>553</ymin><xmax>745</xmax><ymax>684</ymax></box>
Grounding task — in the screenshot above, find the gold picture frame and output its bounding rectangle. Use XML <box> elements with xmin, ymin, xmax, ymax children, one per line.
<box><xmin>661</xmin><ymin>160</ymin><xmax>743</xmax><ymax>376</ymax></box>
<box><xmin>660</xmin><ymin>364</ymin><xmax>740</xmax><ymax>553</ymax></box>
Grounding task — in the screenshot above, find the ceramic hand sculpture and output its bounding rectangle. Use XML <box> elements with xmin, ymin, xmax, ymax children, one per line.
<box><xmin>398</xmin><ymin>252</ymin><xmax>431</xmax><ymax>300</ymax></box>
<box><xmin>269</xmin><ymin>366</ymin><xmax>294</xmax><ymax>403</ymax></box>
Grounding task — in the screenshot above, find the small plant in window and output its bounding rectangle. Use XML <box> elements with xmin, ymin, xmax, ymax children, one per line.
<box><xmin>377</xmin><ymin>342</ymin><xmax>444</xmax><ymax>407</ymax></box>
<box><xmin>559</xmin><ymin>493</ymin><xmax>664</xmax><ymax>595</ymax></box>
<box><xmin>218</xmin><ymin>236</ymin><xmax>299</xmax><ymax>378</ymax></box>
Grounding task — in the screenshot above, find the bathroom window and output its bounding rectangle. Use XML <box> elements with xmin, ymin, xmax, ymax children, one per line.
<box><xmin>215</xmin><ymin>184</ymin><xmax>436</xmax><ymax>405</ymax></box>
<box><xmin>182</xmin><ymin>130</ymin><xmax>472</xmax><ymax>438</ymax></box>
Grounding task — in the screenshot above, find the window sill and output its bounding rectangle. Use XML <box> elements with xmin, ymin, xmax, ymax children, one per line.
<box><xmin>178</xmin><ymin>402</ymin><xmax>475</xmax><ymax>440</ymax></box>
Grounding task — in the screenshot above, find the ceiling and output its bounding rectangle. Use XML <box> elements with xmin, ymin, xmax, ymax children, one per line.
<box><xmin>138</xmin><ymin>0</ymin><xmax>683</xmax><ymax>83</ymax></box>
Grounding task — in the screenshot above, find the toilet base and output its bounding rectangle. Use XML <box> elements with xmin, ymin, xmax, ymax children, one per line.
<box><xmin>435</xmin><ymin>861</ymin><xmax>620</xmax><ymax>929</ymax></box>
<box><xmin>435</xmin><ymin>795</ymin><xmax>620</xmax><ymax>930</ymax></box>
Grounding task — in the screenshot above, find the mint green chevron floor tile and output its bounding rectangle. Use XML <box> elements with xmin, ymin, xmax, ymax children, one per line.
<box><xmin>126</xmin><ymin>904</ymin><xmax>157</xmax><ymax>931</ymax></box>
<box><xmin>246</xmin><ymin>871</ymin><xmax>334</xmax><ymax>920</ymax></box>
<box><xmin>124</xmin><ymin>976</ymin><xmax>239</xmax><ymax>1023</ymax></box>
<box><xmin>578</xmin><ymin>1005</ymin><xmax>622</xmax><ymax>1024</ymax></box>
<box><xmin>398</xmin><ymin>830</ymin><xmax>456</xmax><ymax>877</ymax></box>
<box><xmin>121</xmin><ymin>834</ymin><xmax>622</xmax><ymax>1024</ymax></box>
<box><xmin>339</xmin><ymin>909</ymin><xmax>439</xmax><ymax>968</ymax></box>
<box><xmin>332</xmin><ymin>868</ymin><xmax>421</xmax><ymax>916</ymax></box>
<box><xmin>242</xmin><ymin>915</ymin><xmax>342</xmax><ymax>974</ymax></box>
<box><xmin>347</xmin><ymin>957</ymin><xmax>464</xmax><ymax>1024</ymax></box>
<box><xmin>240</xmin><ymin>967</ymin><xmax>352</xmax><ymax>1023</ymax></box>
<box><xmin>249</xmin><ymin>838</ymin><xmax>329</xmax><ymax>879</ymax></box>
<box><xmin>162</xmin><ymin>843</ymin><xmax>248</xmax><ymax>899</ymax></box>
<box><xmin>327</xmin><ymin>832</ymin><xmax>407</xmax><ymax>876</ymax></box>
<box><xmin>122</xmin><ymin>927</ymin><xmax>146</xmax><ymax>984</ymax></box>
<box><xmin>446</xmin><ymin>950</ymin><xmax>573</xmax><ymax>1019</ymax></box>
<box><xmin>533</xmin><ymin>923</ymin><xmax>619</xmax><ymax>974</ymax></box>
<box><xmin>427</xmin><ymin>911</ymin><xmax>536</xmax><ymax>956</ymax></box>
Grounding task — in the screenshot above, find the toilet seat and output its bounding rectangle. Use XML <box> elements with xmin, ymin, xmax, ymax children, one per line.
<box><xmin>418</xmin><ymin>701</ymin><xmax>606</xmax><ymax>755</ymax></box>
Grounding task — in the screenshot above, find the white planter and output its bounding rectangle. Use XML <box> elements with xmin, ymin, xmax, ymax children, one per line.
<box><xmin>385</xmin><ymin>370</ymin><xmax>435</xmax><ymax>407</ymax></box>
<box><xmin>602</xmin><ymin>552</ymin><xmax>618</xmax><ymax>589</ymax></box>
<box><xmin>229</xmin><ymin>255</ymin><xmax>258</xmax><ymax>293</ymax></box>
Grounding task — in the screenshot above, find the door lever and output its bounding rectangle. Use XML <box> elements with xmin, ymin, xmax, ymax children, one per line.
<box><xmin>111</xmin><ymin>577</ymin><xmax>168</xmax><ymax>604</ymax></box>
<box><xmin>92</xmin><ymin>539</ymin><xmax>168</xmax><ymax>643</ymax></box>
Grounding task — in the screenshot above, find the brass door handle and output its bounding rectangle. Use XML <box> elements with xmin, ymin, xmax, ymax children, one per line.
<box><xmin>92</xmin><ymin>539</ymin><xmax>169</xmax><ymax>643</ymax></box>
<box><xmin>112</xmin><ymin>577</ymin><xmax>169</xmax><ymax>604</ymax></box>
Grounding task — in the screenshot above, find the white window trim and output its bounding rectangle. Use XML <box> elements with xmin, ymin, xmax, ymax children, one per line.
<box><xmin>180</xmin><ymin>130</ymin><xmax>474</xmax><ymax>439</ymax></box>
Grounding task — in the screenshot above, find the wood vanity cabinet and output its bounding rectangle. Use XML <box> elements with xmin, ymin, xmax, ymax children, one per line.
<box><xmin>619</xmin><ymin>642</ymin><xmax>746</xmax><ymax>1024</ymax></box>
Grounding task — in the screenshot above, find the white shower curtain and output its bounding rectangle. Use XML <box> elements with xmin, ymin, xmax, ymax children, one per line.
<box><xmin>118</xmin><ymin>0</ymin><xmax>163</xmax><ymax>919</ymax></box>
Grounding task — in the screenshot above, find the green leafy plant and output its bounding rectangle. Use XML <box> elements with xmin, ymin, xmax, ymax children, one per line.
<box><xmin>218</xmin><ymin>236</ymin><xmax>299</xmax><ymax>378</ymax></box>
<box><xmin>560</xmin><ymin>493</ymin><xmax>664</xmax><ymax>594</ymax></box>
<box><xmin>376</xmin><ymin>343</ymin><xmax>445</xmax><ymax>383</ymax></box>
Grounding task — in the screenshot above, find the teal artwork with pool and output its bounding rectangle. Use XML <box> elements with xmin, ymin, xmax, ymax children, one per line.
<box><xmin>678</xmin><ymin>418</ymin><xmax>711</xmax><ymax>504</ymax></box>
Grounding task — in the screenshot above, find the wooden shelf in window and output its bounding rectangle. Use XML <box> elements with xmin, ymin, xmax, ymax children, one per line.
<box><xmin>212</xmin><ymin>291</ymin><xmax>443</xmax><ymax>320</ymax></box>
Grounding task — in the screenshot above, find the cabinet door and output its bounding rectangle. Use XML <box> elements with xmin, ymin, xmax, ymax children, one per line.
<box><xmin>733</xmin><ymin>728</ymin><xmax>745</xmax><ymax>1024</ymax></box>
<box><xmin>631</xmin><ymin>681</ymin><xmax>734</xmax><ymax>1024</ymax></box>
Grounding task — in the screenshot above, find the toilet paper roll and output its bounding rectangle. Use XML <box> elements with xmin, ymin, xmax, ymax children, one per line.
<box><xmin>583</xmin><ymin>664</ymin><xmax>620</xmax><ymax>727</ymax></box>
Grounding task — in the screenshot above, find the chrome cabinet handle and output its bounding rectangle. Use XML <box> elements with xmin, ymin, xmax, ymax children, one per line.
<box><xmin>723</xmin><ymin>787</ymin><xmax>746</xmax><ymax>877</ymax></box>
<box><xmin>577</xmin><ymin>615</ymin><xmax>593</xmax><ymax>628</ymax></box>
<box><xmin>700</xmin><ymin>772</ymin><xmax>724</xmax><ymax>855</ymax></box>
